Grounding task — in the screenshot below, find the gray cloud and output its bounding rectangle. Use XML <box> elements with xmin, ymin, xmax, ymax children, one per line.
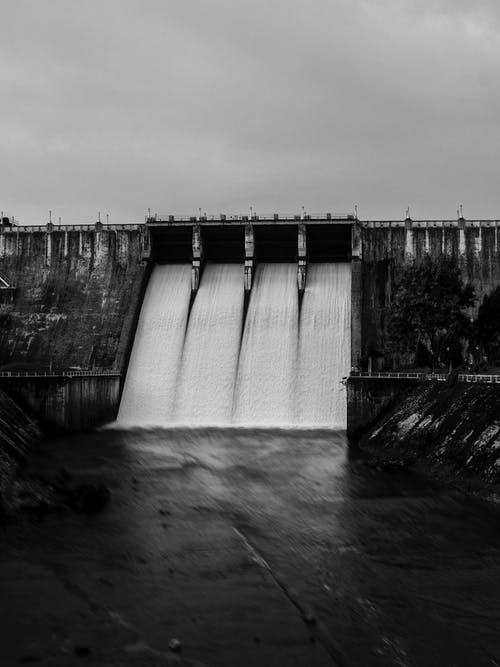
<box><xmin>1</xmin><ymin>0</ymin><xmax>499</xmax><ymax>223</ymax></box>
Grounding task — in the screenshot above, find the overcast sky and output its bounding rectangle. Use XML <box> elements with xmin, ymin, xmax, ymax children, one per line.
<box><xmin>1</xmin><ymin>0</ymin><xmax>499</xmax><ymax>224</ymax></box>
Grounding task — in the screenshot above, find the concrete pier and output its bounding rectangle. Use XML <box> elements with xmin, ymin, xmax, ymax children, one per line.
<box><xmin>244</xmin><ymin>224</ymin><xmax>254</xmax><ymax>291</ymax></box>
<box><xmin>0</xmin><ymin>372</ymin><xmax>121</xmax><ymax>431</ymax></box>
<box><xmin>191</xmin><ymin>224</ymin><xmax>203</xmax><ymax>292</ymax></box>
<box><xmin>297</xmin><ymin>223</ymin><xmax>307</xmax><ymax>294</ymax></box>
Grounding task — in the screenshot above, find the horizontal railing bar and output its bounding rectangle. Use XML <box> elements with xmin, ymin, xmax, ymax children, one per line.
<box><xmin>0</xmin><ymin>370</ymin><xmax>121</xmax><ymax>378</ymax></box>
<box><xmin>349</xmin><ymin>371</ymin><xmax>500</xmax><ymax>384</ymax></box>
<box><xmin>149</xmin><ymin>214</ymin><xmax>354</xmax><ymax>222</ymax></box>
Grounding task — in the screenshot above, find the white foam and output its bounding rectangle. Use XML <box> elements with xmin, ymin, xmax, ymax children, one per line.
<box><xmin>117</xmin><ymin>264</ymin><xmax>192</xmax><ymax>426</ymax></box>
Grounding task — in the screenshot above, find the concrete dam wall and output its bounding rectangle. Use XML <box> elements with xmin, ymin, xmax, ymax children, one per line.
<box><xmin>362</xmin><ymin>219</ymin><xmax>500</xmax><ymax>361</ymax></box>
<box><xmin>0</xmin><ymin>224</ymin><xmax>149</xmax><ymax>370</ymax></box>
<box><xmin>2</xmin><ymin>215</ymin><xmax>500</xmax><ymax>429</ymax></box>
<box><xmin>0</xmin><ymin>224</ymin><xmax>149</xmax><ymax>428</ymax></box>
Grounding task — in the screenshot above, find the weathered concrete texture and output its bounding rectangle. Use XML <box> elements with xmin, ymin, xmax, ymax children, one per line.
<box><xmin>0</xmin><ymin>227</ymin><xmax>149</xmax><ymax>371</ymax></box>
<box><xmin>360</xmin><ymin>223</ymin><xmax>500</xmax><ymax>362</ymax></box>
<box><xmin>1</xmin><ymin>376</ymin><xmax>120</xmax><ymax>431</ymax></box>
<box><xmin>350</xmin><ymin>259</ymin><xmax>362</xmax><ymax>367</ymax></box>
<box><xmin>360</xmin><ymin>381</ymin><xmax>500</xmax><ymax>493</ymax></box>
<box><xmin>347</xmin><ymin>376</ymin><xmax>417</xmax><ymax>439</ymax></box>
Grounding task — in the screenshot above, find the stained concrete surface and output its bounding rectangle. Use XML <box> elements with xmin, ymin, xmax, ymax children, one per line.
<box><xmin>1</xmin><ymin>428</ymin><xmax>500</xmax><ymax>666</ymax></box>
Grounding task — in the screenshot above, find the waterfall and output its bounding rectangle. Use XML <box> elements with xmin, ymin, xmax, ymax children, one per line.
<box><xmin>297</xmin><ymin>263</ymin><xmax>351</xmax><ymax>428</ymax></box>
<box><xmin>118</xmin><ymin>261</ymin><xmax>351</xmax><ymax>429</ymax></box>
<box><xmin>233</xmin><ymin>263</ymin><xmax>299</xmax><ymax>426</ymax></box>
<box><xmin>173</xmin><ymin>264</ymin><xmax>244</xmax><ymax>425</ymax></box>
<box><xmin>117</xmin><ymin>264</ymin><xmax>191</xmax><ymax>427</ymax></box>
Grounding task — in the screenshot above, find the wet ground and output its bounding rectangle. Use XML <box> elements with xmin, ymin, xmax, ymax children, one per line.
<box><xmin>1</xmin><ymin>428</ymin><xmax>500</xmax><ymax>666</ymax></box>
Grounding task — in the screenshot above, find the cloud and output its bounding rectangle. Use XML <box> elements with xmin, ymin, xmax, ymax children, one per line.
<box><xmin>1</xmin><ymin>0</ymin><xmax>499</xmax><ymax>222</ymax></box>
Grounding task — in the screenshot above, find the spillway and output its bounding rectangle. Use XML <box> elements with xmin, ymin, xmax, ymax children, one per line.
<box><xmin>117</xmin><ymin>264</ymin><xmax>192</xmax><ymax>427</ymax></box>
<box><xmin>173</xmin><ymin>264</ymin><xmax>244</xmax><ymax>425</ymax></box>
<box><xmin>118</xmin><ymin>261</ymin><xmax>351</xmax><ymax>429</ymax></box>
<box><xmin>233</xmin><ymin>263</ymin><xmax>299</xmax><ymax>426</ymax></box>
<box><xmin>297</xmin><ymin>263</ymin><xmax>351</xmax><ymax>427</ymax></box>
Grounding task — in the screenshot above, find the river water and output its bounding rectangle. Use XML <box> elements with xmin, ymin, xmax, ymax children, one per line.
<box><xmin>2</xmin><ymin>427</ymin><xmax>499</xmax><ymax>666</ymax></box>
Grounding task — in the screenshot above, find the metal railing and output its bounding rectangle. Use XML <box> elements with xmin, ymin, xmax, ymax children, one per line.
<box><xmin>349</xmin><ymin>371</ymin><xmax>500</xmax><ymax>384</ymax></box>
<box><xmin>1</xmin><ymin>223</ymin><xmax>144</xmax><ymax>233</ymax></box>
<box><xmin>148</xmin><ymin>213</ymin><xmax>355</xmax><ymax>223</ymax></box>
<box><xmin>0</xmin><ymin>369</ymin><xmax>121</xmax><ymax>379</ymax></box>
<box><xmin>459</xmin><ymin>374</ymin><xmax>500</xmax><ymax>384</ymax></box>
<box><xmin>350</xmin><ymin>371</ymin><xmax>445</xmax><ymax>380</ymax></box>
<box><xmin>360</xmin><ymin>219</ymin><xmax>500</xmax><ymax>228</ymax></box>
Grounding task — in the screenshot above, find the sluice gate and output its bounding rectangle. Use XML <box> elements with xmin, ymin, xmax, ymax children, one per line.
<box><xmin>147</xmin><ymin>215</ymin><xmax>356</xmax><ymax>288</ymax></box>
<box><xmin>117</xmin><ymin>215</ymin><xmax>357</xmax><ymax>429</ymax></box>
<box><xmin>146</xmin><ymin>215</ymin><xmax>362</xmax><ymax>369</ymax></box>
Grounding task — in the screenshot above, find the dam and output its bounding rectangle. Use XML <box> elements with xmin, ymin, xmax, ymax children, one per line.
<box><xmin>2</xmin><ymin>214</ymin><xmax>500</xmax><ymax>667</ymax></box>
<box><xmin>118</xmin><ymin>216</ymin><xmax>354</xmax><ymax>428</ymax></box>
<box><xmin>1</xmin><ymin>213</ymin><xmax>500</xmax><ymax>429</ymax></box>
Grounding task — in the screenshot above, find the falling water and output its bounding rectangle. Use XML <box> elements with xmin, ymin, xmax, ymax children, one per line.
<box><xmin>233</xmin><ymin>264</ymin><xmax>299</xmax><ymax>426</ymax></box>
<box><xmin>117</xmin><ymin>264</ymin><xmax>192</xmax><ymax>427</ymax></box>
<box><xmin>297</xmin><ymin>263</ymin><xmax>351</xmax><ymax>428</ymax></box>
<box><xmin>174</xmin><ymin>264</ymin><xmax>244</xmax><ymax>425</ymax></box>
<box><xmin>117</xmin><ymin>261</ymin><xmax>352</xmax><ymax>429</ymax></box>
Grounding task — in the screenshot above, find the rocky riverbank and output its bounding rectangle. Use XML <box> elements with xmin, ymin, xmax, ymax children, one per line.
<box><xmin>358</xmin><ymin>381</ymin><xmax>500</xmax><ymax>498</ymax></box>
<box><xmin>0</xmin><ymin>387</ymin><xmax>42</xmax><ymax>515</ymax></box>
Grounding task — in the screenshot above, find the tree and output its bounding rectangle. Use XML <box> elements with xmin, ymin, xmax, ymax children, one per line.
<box><xmin>387</xmin><ymin>256</ymin><xmax>475</xmax><ymax>368</ymax></box>
<box><xmin>472</xmin><ymin>287</ymin><xmax>500</xmax><ymax>366</ymax></box>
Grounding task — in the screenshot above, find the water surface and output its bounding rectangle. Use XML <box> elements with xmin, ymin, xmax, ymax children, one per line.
<box><xmin>2</xmin><ymin>427</ymin><xmax>499</xmax><ymax>666</ymax></box>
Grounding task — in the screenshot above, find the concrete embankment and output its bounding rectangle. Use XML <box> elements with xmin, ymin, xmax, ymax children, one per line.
<box><xmin>361</xmin><ymin>222</ymin><xmax>500</xmax><ymax>365</ymax></box>
<box><xmin>0</xmin><ymin>387</ymin><xmax>41</xmax><ymax>512</ymax></box>
<box><xmin>358</xmin><ymin>381</ymin><xmax>500</xmax><ymax>495</ymax></box>
<box><xmin>0</xmin><ymin>226</ymin><xmax>150</xmax><ymax>429</ymax></box>
<box><xmin>0</xmin><ymin>374</ymin><xmax>121</xmax><ymax>432</ymax></box>
<box><xmin>0</xmin><ymin>225</ymin><xmax>148</xmax><ymax>371</ymax></box>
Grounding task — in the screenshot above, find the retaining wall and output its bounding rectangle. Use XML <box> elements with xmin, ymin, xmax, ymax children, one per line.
<box><xmin>360</xmin><ymin>221</ymin><xmax>500</xmax><ymax>363</ymax></box>
<box><xmin>0</xmin><ymin>225</ymin><xmax>149</xmax><ymax>371</ymax></box>
<box><xmin>347</xmin><ymin>376</ymin><xmax>420</xmax><ymax>439</ymax></box>
<box><xmin>358</xmin><ymin>381</ymin><xmax>500</xmax><ymax>492</ymax></box>
<box><xmin>0</xmin><ymin>375</ymin><xmax>120</xmax><ymax>431</ymax></box>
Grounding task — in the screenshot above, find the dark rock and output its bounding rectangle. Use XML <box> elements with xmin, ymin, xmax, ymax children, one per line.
<box><xmin>18</xmin><ymin>656</ymin><xmax>42</xmax><ymax>663</ymax></box>
<box><xmin>168</xmin><ymin>638</ymin><xmax>182</xmax><ymax>653</ymax></box>
<box><xmin>302</xmin><ymin>609</ymin><xmax>316</xmax><ymax>625</ymax></box>
<box><xmin>54</xmin><ymin>467</ymin><xmax>72</xmax><ymax>489</ymax></box>
<box><xmin>74</xmin><ymin>645</ymin><xmax>92</xmax><ymax>657</ymax></box>
<box><xmin>98</xmin><ymin>576</ymin><xmax>114</xmax><ymax>587</ymax></box>
<box><xmin>67</xmin><ymin>483</ymin><xmax>110</xmax><ymax>513</ymax></box>
<box><xmin>380</xmin><ymin>459</ymin><xmax>410</xmax><ymax>472</ymax></box>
